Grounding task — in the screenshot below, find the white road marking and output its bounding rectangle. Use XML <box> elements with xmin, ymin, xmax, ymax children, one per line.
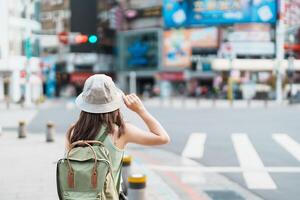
<box><xmin>232</xmin><ymin>133</ymin><xmax>277</xmax><ymax>189</ymax></box>
<box><xmin>182</xmin><ymin>133</ymin><xmax>206</xmax><ymax>159</ymax></box>
<box><xmin>148</xmin><ymin>165</ymin><xmax>300</xmax><ymax>173</ymax></box>
<box><xmin>273</xmin><ymin>133</ymin><xmax>300</xmax><ymax>162</ymax></box>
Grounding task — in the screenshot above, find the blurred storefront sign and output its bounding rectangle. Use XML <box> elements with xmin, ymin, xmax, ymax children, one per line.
<box><xmin>163</xmin><ymin>0</ymin><xmax>277</xmax><ymax>28</ymax></box>
<box><xmin>163</xmin><ymin>27</ymin><xmax>218</xmax><ymax>68</ymax></box>
<box><xmin>285</xmin><ymin>0</ymin><xmax>300</xmax><ymax>28</ymax></box>
<box><xmin>42</xmin><ymin>56</ymin><xmax>56</xmax><ymax>98</ymax></box>
<box><xmin>219</xmin><ymin>42</ymin><xmax>275</xmax><ymax>57</ymax></box>
<box><xmin>71</xmin><ymin>53</ymin><xmax>98</xmax><ymax>65</ymax></box>
<box><xmin>229</xmin><ymin>23</ymin><xmax>272</xmax><ymax>42</ymax></box>
<box><xmin>228</xmin><ymin>31</ymin><xmax>271</xmax><ymax>42</ymax></box>
<box><xmin>189</xmin><ymin>27</ymin><xmax>219</xmax><ymax>48</ymax></box>
<box><xmin>163</xmin><ymin>0</ymin><xmax>189</xmax><ymax>28</ymax></box>
<box><xmin>233</xmin><ymin>23</ymin><xmax>271</xmax><ymax>32</ymax></box>
<box><xmin>129</xmin><ymin>0</ymin><xmax>162</xmax><ymax>9</ymax></box>
<box><xmin>164</xmin><ymin>29</ymin><xmax>191</xmax><ymax>68</ymax></box>
<box><xmin>156</xmin><ymin>72</ymin><xmax>185</xmax><ymax>81</ymax></box>
<box><xmin>125</xmin><ymin>6</ymin><xmax>162</xmax><ymax>19</ymax></box>
<box><xmin>118</xmin><ymin>29</ymin><xmax>161</xmax><ymax>70</ymax></box>
<box><xmin>70</xmin><ymin>72</ymin><xmax>93</xmax><ymax>84</ymax></box>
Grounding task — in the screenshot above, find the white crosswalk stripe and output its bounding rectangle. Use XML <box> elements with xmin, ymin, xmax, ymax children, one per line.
<box><xmin>272</xmin><ymin>133</ymin><xmax>300</xmax><ymax>162</ymax></box>
<box><xmin>231</xmin><ymin>133</ymin><xmax>277</xmax><ymax>189</ymax></box>
<box><xmin>179</xmin><ymin>132</ymin><xmax>300</xmax><ymax>190</ymax></box>
<box><xmin>182</xmin><ymin>133</ymin><xmax>206</xmax><ymax>159</ymax></box>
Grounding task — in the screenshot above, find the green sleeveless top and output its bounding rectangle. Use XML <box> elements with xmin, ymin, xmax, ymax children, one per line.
<box><xmin>95</xmin><ymin>125</ymin><xmax>124</xmax><ymax>192</ymax></box>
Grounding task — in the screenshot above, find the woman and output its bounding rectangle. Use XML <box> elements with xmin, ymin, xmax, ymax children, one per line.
<box><xmin>66</xmin><ymin>74</ymin><xmax>170</xmax><ymax>197</ymax></box>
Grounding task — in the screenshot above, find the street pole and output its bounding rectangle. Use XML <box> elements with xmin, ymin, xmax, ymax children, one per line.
<box><xmin>24</xmin><ymin>0</ymin><xmax>33</xmax><ymax>106</ymax></box>
<box><xmin>129</xmin><ymin>71</ymin><xmax>137</xmax><ymax>94</ymax></box>
<box><xmin>275</xmin><ymin>0</ymin><xmax>285</xmax><ymax>104</ymax></box>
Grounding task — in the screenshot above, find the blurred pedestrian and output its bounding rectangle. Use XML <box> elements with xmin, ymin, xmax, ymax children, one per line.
<box><xmin>65</xmin><ymin>74</ymin><xmax>170</xmax><ymax>199</ymax></box>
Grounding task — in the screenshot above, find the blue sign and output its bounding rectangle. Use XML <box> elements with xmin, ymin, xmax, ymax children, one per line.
<box><xmin>127</xmin><ymin>40</ymin><xmax>149</xmax><ymax>67</ymax></box>
<box><xmin>163</xmin><ymin>0</ymin><xmax>277</xmax><ymax>27</ymax></box>
<box><xmin>163</xmin><ymin>0</ymin><xmax>189</xmax><ymax>28</ymax></box>
<box><xmin>42</xmin><ymin>57</ymin><xmax>56</xmax><ymax>98</ymax></box>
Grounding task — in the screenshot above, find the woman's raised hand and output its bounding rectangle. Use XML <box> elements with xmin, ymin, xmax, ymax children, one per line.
<box><xmin>123</xmin><ymin>93</ymin><xmax>146</xmax><ymax>114</ymax></box>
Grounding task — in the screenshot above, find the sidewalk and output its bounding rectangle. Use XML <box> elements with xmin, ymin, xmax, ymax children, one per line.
<box><xmin>0</xmin><ymin>131</ymin><xmax>263</xmax><ymax>200</ymax></box>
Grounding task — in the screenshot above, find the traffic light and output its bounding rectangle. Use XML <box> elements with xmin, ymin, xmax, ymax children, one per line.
<box><xmin>75</xmin><ymin>34</ymin><xmax>88</xmax><ymax>44</ymax></box>
<box><xmin>75</xmin><ymin>34</ymin><xmax>98</xmax><ymax>44</ymax></box>
<box><xmin>88</xmin><ymin>35</ymin><xmax>98</xmax><ymax>44</ymax></box>
<box><xmin>58</xmin><ymin>33</ymin><xmax>99</xmax><ymax>45</ymax></box>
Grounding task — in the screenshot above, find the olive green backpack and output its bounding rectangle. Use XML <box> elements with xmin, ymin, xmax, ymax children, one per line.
<box><xmin>56</xmin><ymin>140</ymin><xmax>119</xmax><ymax>200</ymax></box>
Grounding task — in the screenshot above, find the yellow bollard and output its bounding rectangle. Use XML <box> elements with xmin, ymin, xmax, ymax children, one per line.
<box><xmin>122</xmin><ymin>155</ymin><xmax>132</xmax><ymax>194</ymax></box>
<box><xmin>128</xmin><ymin>174</ymin><xmax>147</xmax><ymax>200</ymax></box>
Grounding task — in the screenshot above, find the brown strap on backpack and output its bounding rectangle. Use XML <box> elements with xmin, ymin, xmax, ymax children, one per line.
<box><xmin>66</xmin><ymin>140</ymin><xmax>104</xmax><ymax>188</ymax></box>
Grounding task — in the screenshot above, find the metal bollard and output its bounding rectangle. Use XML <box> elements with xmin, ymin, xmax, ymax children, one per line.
<box><xmin>18</xmin><ymin>121</ymin><xmax>26</xmax><ymax>138</ymax></box>
<box><xmin>46</xmin><ymin>121</ymin><xmax>55</xmax><ymax>142</ymax></box>
<box><xmin>128</xmin><ymin>174</ymin><xmax>147</xmax><ymax>200</ymax></box>
<box><xmin>122</xmin><ymin>155</ymin><xmax>132</xmax><ymax>195</ymax></box>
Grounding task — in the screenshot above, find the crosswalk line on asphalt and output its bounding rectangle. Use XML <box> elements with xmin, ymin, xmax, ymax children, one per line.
<box><xmin>181</xmin><ymin>133</ymin><xmax>206</xmax><ymax>159</ymax></box>
<box><xmin>272</xmin><ymin>133</ymin><xmax>300</xmax><ymax>162</ymax></box>
<box><xmin>231</xmin><ymin>133</ymin><xmax>277</xmax><ymax>190</ymax></box>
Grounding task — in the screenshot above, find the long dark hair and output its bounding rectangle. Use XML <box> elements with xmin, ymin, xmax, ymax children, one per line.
<box><xmin>66</xmin><ymin>109</ymin><xmax>125</xmax><ymax>147</ymax></box>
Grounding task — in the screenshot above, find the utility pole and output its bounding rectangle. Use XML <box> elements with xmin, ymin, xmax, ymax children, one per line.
<box><xmin>275</xmin><ymin>0</ymin><xmax>285</xmax><ymax>104</ymax></box>
<box><xmin>24</xmin><ymin>0</ymin><xmax>33</xmax><ymax>106</ymax></box>
<box><xmin>129</xmin><ymin>71</ymin><xmax>137</xmax><ymax>94</ymax></box>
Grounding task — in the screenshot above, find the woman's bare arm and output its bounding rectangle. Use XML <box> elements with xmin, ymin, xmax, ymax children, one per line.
<box><xmin>123</xmin><ymin>94</ymin><xmax>170</xmax><ymax>146</ymax></box>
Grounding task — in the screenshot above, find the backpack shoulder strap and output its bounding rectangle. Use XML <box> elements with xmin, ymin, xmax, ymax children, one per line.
<box><xmin>95</xmin><ymin>125</ymin><xmax>108</xmax><ymax>142</ymax></box>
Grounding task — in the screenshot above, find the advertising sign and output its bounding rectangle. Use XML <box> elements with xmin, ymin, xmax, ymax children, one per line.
<box><xmin>163</xmin><ymin>27</ymin><xmax>218</xmax><ymax>68</ymax></box>
<box><xmin>189</xmin><ymin>27</ymin><xmax>218</xmax><ymax>48</ymax></box>
<box><xmin>163</xmin><ymin>0</ymin><xmax>277</xmax><ymax>27</ymax></box>
<box><xmin>164</xmin><ymin>30</ymin><xmax>192</xmax><ymax>68</ymax></box>
<box><xmin>163</xmin><ymin>0</ymin><xmax>189</xmax><ymax>28</ymax></box>
<box><xmin>119</xmin><ymin>30</ymin><xmax>160</xmax><ymax>70</ymax></box>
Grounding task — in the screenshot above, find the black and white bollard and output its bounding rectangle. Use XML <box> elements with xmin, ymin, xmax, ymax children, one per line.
<box><xmin>128</xmin><ymin>174</ymin><xmax>147</xmax><ymax>200</ymax></box>
<box><xmin>18</xmin><ymin>121</ymin><xmax>26</xmax><ymax>138</ymax></box>
<box><xmin>122</xmin><ymin>155</ymin><xmax>132</xmax><ymax>194</ymax></box>
<box><xmin>46</xmin><ymin>121</ymin><xmax>55</xmax><ymax>142</ymax></box>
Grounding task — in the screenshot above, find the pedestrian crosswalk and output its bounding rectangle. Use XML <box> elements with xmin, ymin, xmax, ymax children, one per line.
<box><xmin>181</xmin><ymin>133</ymin><xmax>206</xmax><ymax>159</ymax></box>
<box><xmin>232</xmin><ymin>133</ymin><xmax>276</xmax><ymax>189</ymax></box>
<box><xmin>272</xmin><ymin>133</ymin><xmax>300</xmax><ymax>162</ymax></box>
<box><xmin>180</xmin><ymin>132</ymin><xmax>300</xmax><ymax>190</ymax></box>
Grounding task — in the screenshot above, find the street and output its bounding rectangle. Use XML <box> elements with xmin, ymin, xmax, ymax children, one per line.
<box><xmin>14</xmin><ymin>98</ymin><xmax>300</xmax><ymax>200</ymax></box>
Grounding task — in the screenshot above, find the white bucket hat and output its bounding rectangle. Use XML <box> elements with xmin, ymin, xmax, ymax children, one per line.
<box><xmin>75</xmin><ymin>74</ymin><xmax>124</xmax><ymax>113</ymax></box>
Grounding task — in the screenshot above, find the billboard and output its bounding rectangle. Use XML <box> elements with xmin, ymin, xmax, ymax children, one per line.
<box><xmin>189</xmin><ymin>27</ymin><xmax>218</xmax><ymax>48</ymax></box>
<box><xmin>119</xmin><ymin>30</ymin><xmax>160</xmax><ymax>70</ymax></box>
<box><xmin>163</xmin><ymin>27</ymin><xmax>218</xmax><ymax>68</ymax></box>
<box><xmin>163</xmin><ymin>0</ymin><xmax>277</xmax><ymax>27</ymax></box>
<box><xmin>164</xmin><ymin>30</ymin><xmax>192</xmax><ymax>68</ymax></box>
<box><xmin>163</xmin><ymin>0</ymin><xmax>189</xmax><ymax>28</ymax></box>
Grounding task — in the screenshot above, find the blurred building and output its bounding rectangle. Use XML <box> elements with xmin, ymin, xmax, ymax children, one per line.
<box><xmin>0</xmin><ymin>0</ymin><xmax>42</xmax><ymax>102</ymax></box>
<box><xmin>159</xmin><ymin>0</ymin><xmax>300</xmax><ymax>100</ymax></box>
<box><xmin>117</xmin><ymin>0</ymin><xmax>163</xmax><ymax>96</ymax></box>
<box><xmin>40</xmin><ymin>0</ymin><xmax>121</xmax><ymax>97</ymax></box>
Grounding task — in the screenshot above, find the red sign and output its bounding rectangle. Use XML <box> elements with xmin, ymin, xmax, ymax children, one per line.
<box><xmin>156</xmin><ymin>72</ymin><xmax>184</xmax><ymax>81</ymax></box>
<box><xmin>70</xmin><ymin>72</ymin><xmax>93</xmax><ymax>84</ymax></box>
<box><xmin>58</xmin><ymin>32</ymin><xmax>69</xmax><ymax>45</ymax></box>
<box><xmin>20</xmin><ymin>70</ymin><xmax>26</xmax><ymax>78</ymax></box>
